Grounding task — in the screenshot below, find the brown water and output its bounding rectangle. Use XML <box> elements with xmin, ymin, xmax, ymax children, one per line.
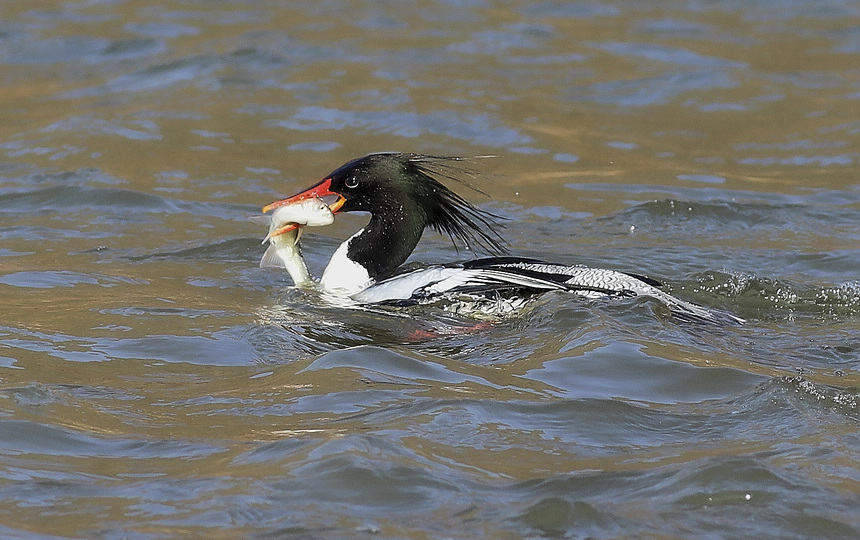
<box><xmin>1</xmin><ymin>1</ymin><xmax>859</xmax><ymax>538</ymax></box>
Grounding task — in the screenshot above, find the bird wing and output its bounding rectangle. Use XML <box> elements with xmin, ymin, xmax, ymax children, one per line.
<box><xmin>350</xmin><ymin>257</ymin><xmax>744</xmax><ymax>325</ymax></box>
<box><xmin>351</xmin><ymin>257</ymin><xmax>633</xmax><ymax>304</ymax></box>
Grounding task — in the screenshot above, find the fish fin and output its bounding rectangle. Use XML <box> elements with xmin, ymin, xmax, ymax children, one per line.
<box><xmin>259</xmin><ymin>245</ymin><xmax>286</xmax><ymax>269</ymax></box>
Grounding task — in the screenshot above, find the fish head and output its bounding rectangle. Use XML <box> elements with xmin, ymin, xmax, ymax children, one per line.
<box><xmin>292</xmin><ymin>197</ymin><xmax>335</xmax><ymax>227</ymax></box>
<box><xmin>264</xmin><ymin>197</ymin><xmax>335</xmax><ymax>243</ymax></box>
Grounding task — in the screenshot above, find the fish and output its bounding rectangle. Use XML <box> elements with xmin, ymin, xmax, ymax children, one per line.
<box><xmin>258</xmin><ymin>197</ymin><xmax>334</xmax><ymax>288</ymax></box>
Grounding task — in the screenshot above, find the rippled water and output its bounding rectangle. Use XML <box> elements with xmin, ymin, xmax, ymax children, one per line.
<box><xmin>1</xmin><ymin>1</ymin><xmax>859</xmax><ymax>538</ymax></box>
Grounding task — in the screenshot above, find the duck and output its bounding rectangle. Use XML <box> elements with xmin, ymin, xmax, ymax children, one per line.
<box><xmin>262</xmin><ymin>152</ymin><xmax>744</xmax><ymax>324</ymax></box>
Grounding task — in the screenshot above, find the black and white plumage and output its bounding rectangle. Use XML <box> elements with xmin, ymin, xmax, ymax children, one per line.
<box><xmin>263</xmin><ymin>153</ymin><xmax>744</xmax><ymax>325</ymax></box>
<box><xmin>349</xmin><ymin>257</ymin><xmax>742</xmax><ymax>324</ymax></box>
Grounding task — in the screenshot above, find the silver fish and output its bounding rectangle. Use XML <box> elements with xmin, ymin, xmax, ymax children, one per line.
<box><xmin>259</xmin><ymin>198</ymin><xmax>334</xmax><ymax>288</ymax></box>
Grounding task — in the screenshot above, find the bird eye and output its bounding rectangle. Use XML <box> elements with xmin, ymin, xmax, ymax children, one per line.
<box><xmin>344</xmin><ymin>176</ymin><xmax>359</xmax><ymax>189</ymax></box>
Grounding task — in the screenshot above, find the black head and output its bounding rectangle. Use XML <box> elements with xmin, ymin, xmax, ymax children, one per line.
<box><xmin>264</xmin><ymin>152</ymin><xmax>507</xmax><ymax>278</ymax></box>
<box><xmin>328</xmin><ymin>153</ymin><xmax>507</xmax><ymax>253</ymax></box>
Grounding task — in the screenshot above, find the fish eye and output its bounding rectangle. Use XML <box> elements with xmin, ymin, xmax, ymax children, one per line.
<box><xmin>344</xmin><ymin>176</ymin><xmax>359</xmax><ymax>189</ymax></box>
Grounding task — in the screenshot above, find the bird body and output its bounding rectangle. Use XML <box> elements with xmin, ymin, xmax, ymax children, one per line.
<box><xmin>261</xmin><ymin>153</ymin><xmax>743</xmax><ymax>325</ymax></box>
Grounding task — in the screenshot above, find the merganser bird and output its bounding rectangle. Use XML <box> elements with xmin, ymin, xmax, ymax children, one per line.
<box><xmin>262</xmin><ymin>152</ymin><xmax>744</xmax><ymax>324</ymax></box>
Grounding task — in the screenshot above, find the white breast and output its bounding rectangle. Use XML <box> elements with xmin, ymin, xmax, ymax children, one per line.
<box><xmin>319</xmin><ymin>230</ymin><xmax>373</xmax><ymax>296</ymax></box>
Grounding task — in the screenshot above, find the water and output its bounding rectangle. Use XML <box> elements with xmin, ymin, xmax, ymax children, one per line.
<box><xmin>1</xmin><ymin>0</ymin><xmax>859</xmax><ymax>538</ymax></box>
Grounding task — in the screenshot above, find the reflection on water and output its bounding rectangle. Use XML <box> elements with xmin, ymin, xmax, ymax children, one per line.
<box><xmin>1</xmin><ymin>0</ymin><xmax>859</xmax><ymax>538</ymax></box>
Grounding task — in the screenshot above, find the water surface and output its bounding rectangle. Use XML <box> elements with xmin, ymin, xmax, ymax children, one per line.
<box><xmin>1</xmin><ymin>1</ymin><xmax>858</xmax><ymax>538</ymax></box>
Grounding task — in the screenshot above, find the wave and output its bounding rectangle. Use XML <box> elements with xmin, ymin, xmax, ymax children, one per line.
<box><xmin>692</xmin><ymin>271</ymin><xmax>860</xmax><ymax>319</ymax></box>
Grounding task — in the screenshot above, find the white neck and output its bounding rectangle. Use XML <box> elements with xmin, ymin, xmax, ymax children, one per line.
<box><xmin>320</xmin><ymin>229</ymin><xmax>373</xmax><ymax>296</ymax></box>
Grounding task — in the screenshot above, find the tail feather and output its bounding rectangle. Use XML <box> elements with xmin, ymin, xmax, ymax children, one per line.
<box><xmin>652</xmin><ymin>290</ymin><xmax>745</xmax><ymax>325</ymax></box>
